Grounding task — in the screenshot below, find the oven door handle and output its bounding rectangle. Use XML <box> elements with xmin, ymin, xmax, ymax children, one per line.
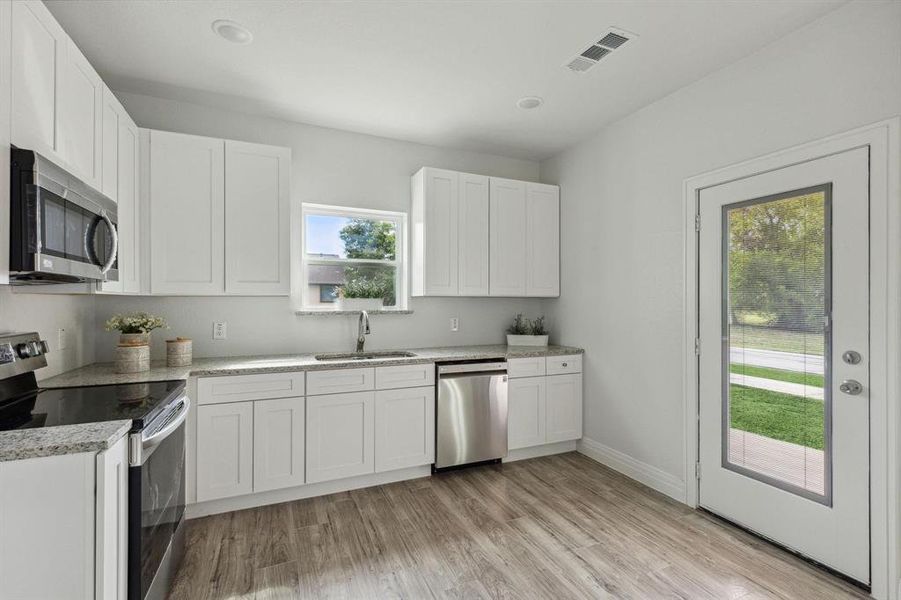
<box><xmin>130</xmin><ymin>397</ymin><xmax>190</xmax><ymax>466</ymax></box>
<box><xmin>98</xmin><ymin>210</ymin><xmax>118</xmax><ymax>278</ymax></box>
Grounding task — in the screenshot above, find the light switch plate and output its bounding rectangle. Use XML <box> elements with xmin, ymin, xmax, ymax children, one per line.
<box><xmin>57</xmin><ymin>328</ymin><xmax>68</xmax><ymax>350</ymax></box>
<box><xmin>450</xmin><ymin>317</ymin><xmax>459</xmax><ymax>332</ymax></box>
<box><xmin>213</xmin><ymin>322</ymin><xmax>227</xmax><ymax>340</ymax></box>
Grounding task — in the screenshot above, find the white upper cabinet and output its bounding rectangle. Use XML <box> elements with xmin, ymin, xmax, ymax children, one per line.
<box><xmin>118</xmin><ymin>113</ymin><xmax>140</xmax><ymax>294</ymax></box>
<box><xmin>457</xmin><ymin>173</ymin><xmax>490</xmax><ymax>296</ymax></box>
<box><xmin>412</xmin><ymin>168</ymin><xmax>558</xmax><ymax>298</ymax></box>
<box><xmin>60</xmin><ymin>37</ymin><xmax>103</xmax><ymax>188</ymax></box>
<box><xmin>148</xmin><ymin>130</ymin><xmax>225</xmax><ymax>295</ymax></box>
<box><xmin>525</xmin><ymin>182</ymin><xmax>560</xmax><ymax>297</ymax></box>
<box><xmin>100</xmin><ymin>87</ymin><xmax>121</xmax><ymax>203</ymax></box>
<box><xmin>411</xmin><ymin>167</ymin><xmax>459</xmax><ymax>296</ymax></box>
<box><xmin>224</xmin><ymin>140</ymin><xmax>291</xmax><ymax>295</ymax></box>
<box><xmin>489</xmin><ymin>177</ymin><xmax>528</xmax><ymax>296</ymax></box>
<box><xmin>10</xmin><ymin>0</ymin><xmax>65</xmax><ymax>160</ymax></box>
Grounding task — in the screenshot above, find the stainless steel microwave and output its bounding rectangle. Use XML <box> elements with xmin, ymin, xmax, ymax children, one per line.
<box><xmin>9</xmin><ymin>149</ymin><xmax>118</xmax><ymax>284</ymax></box>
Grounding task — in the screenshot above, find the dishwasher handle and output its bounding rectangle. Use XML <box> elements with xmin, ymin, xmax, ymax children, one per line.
<box><xmin>437</xmin><ymin>361</ymin><xmax>507</xmax><ymax>375</ymax></box>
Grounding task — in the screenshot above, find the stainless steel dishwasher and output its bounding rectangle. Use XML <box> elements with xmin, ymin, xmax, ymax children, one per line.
<box><xmin>435</xmin><ymin>361</ymin><xmax>508</xmax><ymax>470</ymax></box>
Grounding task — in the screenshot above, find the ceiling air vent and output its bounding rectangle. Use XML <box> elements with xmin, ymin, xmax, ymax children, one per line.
<box><xmin>563</xmin><ymin>27</ymin><xmax>637</xmax><ymax>73</ymax></box>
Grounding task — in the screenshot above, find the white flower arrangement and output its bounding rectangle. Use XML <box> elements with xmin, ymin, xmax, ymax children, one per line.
<box><xmin>104</xmin><ymin>312</ymin><xmax>168</xmax><ymax>334</ymax></box>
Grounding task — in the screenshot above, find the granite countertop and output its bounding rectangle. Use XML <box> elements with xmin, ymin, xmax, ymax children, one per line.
<box><xmin>5</xmin><ymin>344</ymin><xmax>582</xmax><ymax>463</ymax></box>
<box><xmin>0</xmin><ymin>420</ymin><xmax>132</xmax><ymax>462</ymax></box>
<box><xmin>40</xmin><ymin>344</ymin><xmax>584</xmax><ymax>388</ymax></box>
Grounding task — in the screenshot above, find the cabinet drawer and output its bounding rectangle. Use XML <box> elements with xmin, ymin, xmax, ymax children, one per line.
<box><xmin>507</xmin><ymin>357</ymin><xmax>546</xmax><ymax>378</ymax></box>
<box><xmin>546</xmin><ymin>355</ymin><xmax>582</xmax><ymax>375</ymax></box>
<box><xmin>306</xmin><ymin>368</ymin><xmax>375</xmax><ymax>395</ymax></box>
<box><xmin>197</xmin><ymin>372</ymin><xmax>305</xmax><ymax>405</ymax></box>
<box><xmin>375</xmin><ymin>363</ymin><xmax>435</xmax><ymax>390</ymax></box>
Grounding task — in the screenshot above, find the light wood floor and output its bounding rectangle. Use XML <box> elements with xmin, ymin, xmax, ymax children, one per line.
<box><xmin>169</xmin><ymin>452</ymin><xmax>867</xmax><ymax>599</ymax></box>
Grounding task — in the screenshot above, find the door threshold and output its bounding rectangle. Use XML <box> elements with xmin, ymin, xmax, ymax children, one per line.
<box><xmin>698</xmin><ymin>508</ymin><xmax>870</xmax><ymax>594</ymax></box>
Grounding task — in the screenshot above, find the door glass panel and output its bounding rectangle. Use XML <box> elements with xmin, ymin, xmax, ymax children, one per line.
<box><xmin>723</xmin><ymin>185</ymin><xmax>831</xmax><ymax>502</ymax></box>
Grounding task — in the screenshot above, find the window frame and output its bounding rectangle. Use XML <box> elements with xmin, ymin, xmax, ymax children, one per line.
<box><xmin>296</xmin><ymin>203</ymin><xmax>408</xmax><ymax>311</ymax></box>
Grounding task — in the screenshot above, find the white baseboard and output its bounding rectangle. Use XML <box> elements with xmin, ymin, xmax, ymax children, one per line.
<box><xmin>186</xmin><ymin>465</ymin><xmax>431</xmax><ymax>519</ymax></box>
<box><xmin>504</xmin><ymin>440</ymin><xmax>578</xmax><ymax>462</ymax></box>
<box><xmin>577</xmin><ymin>437</ymin><xmax>686</xmax><ymax>503</ymax></box>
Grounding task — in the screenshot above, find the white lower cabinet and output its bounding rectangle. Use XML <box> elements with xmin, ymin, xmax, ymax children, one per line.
<box><xmin>375</xmin><ymin>386</ymin><xmax>435</xmax><ymax>472</ymax></box>
<box><xmin>196</xmin><ymin>402</ymin><xmax>254</xmax><ymax>502</ymax></box>
<box><xmin>306</xmin><ymin>392</ymin><xmax>375</xmax><ymax>484</ymax></box>
<box><xmin>253</xmin><ymin>397</ymin><xmax>305</xmax><ymax>492</ymax></box>
<box><xmin>507</xmin><ymin>356</ymin><xmax>583</xmax><ymax>450</ymax></box>
<box><xmin>96</xmin><ymin>436</ymin><xmax>128</xmax><ymax>600</ymax></box>
<box><xmin>508</xmin><ymin>377</ymin><xmax>547</xmax><ymax>450</ymax></box>
<box><xmin>546</xmin><ymin>374</ymin><xmax>583</xmax><ymax>443</ymax></box>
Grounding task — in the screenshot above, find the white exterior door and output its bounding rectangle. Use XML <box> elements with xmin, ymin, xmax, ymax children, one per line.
<box><xmin>698</xmin><ymin>148</ymin><xmax>869</xmax><ymax>582</ymax></box>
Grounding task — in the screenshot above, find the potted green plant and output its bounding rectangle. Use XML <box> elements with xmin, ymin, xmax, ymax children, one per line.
<box><xmin>105</xmin><ymin>312</ymin><xmax>168</xmax><ymax>346</ymax></box>
<box><xmin>506</xmin><ymin>314</ymin><xmax>549</xmax><ymax>347</ymax></box>
<box><xmin>336</xmin><ymin>278</ymin><xmax>385</xmax><ymax>311</ymax></box>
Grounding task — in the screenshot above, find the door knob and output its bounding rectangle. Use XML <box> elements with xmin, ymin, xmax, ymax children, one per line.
<box><xmin>839</xmin><ymin>379</ymin><xmax>863</xmax><ymax>395</ymax></box>
<box><xmin>842</xmin><ymin>350</ymin><xmax>862</xmax><ymax>365</ymax></box>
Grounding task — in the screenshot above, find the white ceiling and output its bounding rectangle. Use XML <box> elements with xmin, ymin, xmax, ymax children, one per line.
<box><xmin>45</xmin><ymin>0</ymin><xmax>844</xmax><ymax>161</ymax></box>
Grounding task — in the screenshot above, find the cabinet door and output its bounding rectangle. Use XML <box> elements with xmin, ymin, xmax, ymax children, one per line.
<box><xmin>253</xmin><ymin>397</ymin><xmax>305</xmax><ymax>492</ymax></box>
<box><xmin>306</xmin><ymin>392</ymin><xmax>375</xmax><ymax>483</ymax></box>
<box><xmin>526</xmin><ymin>183</ymin><xmax>560</xmax><ymax>297</ymax></box>
<box><xmin>100</xmin><ymin>87</ymin><xmax>120</xmax><ymax>203</ymax></box>
<box><xmin>0</xmin><ymin>0</ymin><xmax>11</xmax><ymax>284</ymax></box>
<box><xmin>546</xmin><ymin>374</ymin><xmax>583</xmax><ymax>443</ymax></box>
<box><xmin>149</xmin><ymin>130</ymin><xmax>225</xmax><ymax>294</ymax></box>
<box><xmin>458</xmin><ymin>173</ymin><xmax>489</xmax><ymax>296</ymax></box>
<box><xmin>196</xmin><ymin>402</ymin><xmax>253</xmax><ymax>502</ymax></box>
<box><xmin>225</xmin><ymin>140</ymin><xmax>291</xmax><ymax>295</ymax></box>
<box><xmin>414</xmin><ymin>168</ymin><xmax>458</xmax><ymax>296</ymax></box>
<box><xmin>489</xmin><ymin>177</ymin><xmax>527</xmax><ymax>296</ymax></box>
<box><xmin>96</xmin><ymin>436</ymin><xmax>127</xmax><ymax>600</ymax></box>
<box><xmin>118</xmin><ymin>116</ymin><xmax>140</xmax><ymax>294</ymax></box>
<box><xmin>60</xmin><ymin>38</ymin><xmax>103</xmax><ymax>188</ymax></box>
<box><xmin>10</xmin><ymin>0</ymin><xmax>66</xmax><ymax>160</ymax></box>
<box><xmin>508</xmin><ymin>376</ymin><xmax>546</xmax><ymax>449</ymax></box>
<box><xmin>375</xmin><ymin>386</ymin><xmax>435</xmax><ymax>472</ymax></box>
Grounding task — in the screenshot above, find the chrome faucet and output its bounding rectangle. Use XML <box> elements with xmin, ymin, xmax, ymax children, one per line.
<box><xmin>356</xmin><ymin>310</ymin><xmax>371</xmax><ymax>352</ymax></box>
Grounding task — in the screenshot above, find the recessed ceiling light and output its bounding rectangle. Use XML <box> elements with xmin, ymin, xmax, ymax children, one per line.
<box><xmin>516</xmin><ymin>96</ymin><xmax>543</xmax><ymax>110</ymax></box>
<box><xmin>212</xmin><ymin>19</ymin><xmax>253</xmax><ymax>45</ymax></box>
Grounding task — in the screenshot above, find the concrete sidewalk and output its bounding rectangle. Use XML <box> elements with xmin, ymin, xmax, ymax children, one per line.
<box><xmin>730</xmin><ymin>346</ymin><xmax>824</xmax><ymax>374</ymax></box>
<box><xmin>730</xmin><ymin>372</ymin><xmax>824</xmax><ymax>400</ymax></box>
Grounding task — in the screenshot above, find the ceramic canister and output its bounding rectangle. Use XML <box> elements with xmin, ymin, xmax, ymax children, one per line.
<box><xmin>115</xmin><ymin>343</ymin><xmax>150</xmax><ymax>373</ymax></box>
<box><xmin>166</xmin><ymin>337</ymin><xmax>193</xmax><ymax>367</ymax></box>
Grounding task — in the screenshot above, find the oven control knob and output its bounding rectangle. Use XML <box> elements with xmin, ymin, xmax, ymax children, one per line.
<box><xmin>39</xmin><ymin>340</ymin><xmax>50</xmax><ymax>354</ymax></box>
<box><xmin>28</xmin><ymin>341</ymin><xmax>43</xmax><ymax>356</ymax></box>
<box><xmin>16</xmin><ymin>343</ymin><xmax>35</xmax><ymax>358</ymax></box>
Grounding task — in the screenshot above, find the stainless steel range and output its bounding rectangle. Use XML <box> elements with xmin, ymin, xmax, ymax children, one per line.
<box><xmin>0</xmin><ymin>332</ymin><xmax>189</xmax><ymax>600</ymax></box>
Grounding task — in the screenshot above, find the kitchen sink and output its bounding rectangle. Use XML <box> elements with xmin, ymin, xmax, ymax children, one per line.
<box><xmin>314</xmin><ymin>351</ymin><xmax>417</xmax><ymax>361</ymax></box>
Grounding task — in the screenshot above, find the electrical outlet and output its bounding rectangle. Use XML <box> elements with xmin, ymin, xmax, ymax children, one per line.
<box><xmin>213</xmin><ymin>322</ymin><xmax>227</xmax><ymax>340</ymax></box>
<box><xmin>450</xmin><ymin>317</ymin><xmax>459</xmax><ymax>332</ymax></box>
<box><xmin>57</xmin><ymin>328</ymin><xmax>67</xmax><ymax>350</ymax></box>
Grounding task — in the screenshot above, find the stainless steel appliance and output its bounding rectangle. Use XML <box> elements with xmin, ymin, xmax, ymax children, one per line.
<box><xmin>0</xmin><ymin>332</ymin><xmax>187</xmax><ymax>600</ymax></box>
<box><xmin>435</xmin><ymin>361</ymin><xmax>508</xmax><ymax>469</ymax></box>
<box><xmin>9</xmin><ymin>148</ymin><xmax>118</xmax><ymax>284</ymax></box>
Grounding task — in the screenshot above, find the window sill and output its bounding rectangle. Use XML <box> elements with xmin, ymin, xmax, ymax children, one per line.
<box><xmin>295</xmin><ymin>309</ymin><xmax>413</xmax><ymax>316</ymax></box>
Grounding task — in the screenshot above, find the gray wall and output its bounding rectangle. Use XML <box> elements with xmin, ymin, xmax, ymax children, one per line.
<box><xmin>539</xmin><ymin>1</ymin><xmax>901</xmax><ymax>483</ymax></box>
<box><xmin>93</xmin><ymin>91</ymin><xmax>548</xmax><ymax>360</ymax></box>
<box><xmin>0</xmin><ymin>287</ymin><xmax>96</xmax><ymax>380</ymax></box>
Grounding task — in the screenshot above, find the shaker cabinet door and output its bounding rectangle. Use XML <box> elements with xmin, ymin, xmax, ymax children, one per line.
<box><xmin>196</xmin><ymin>402</ymin><xmax>254</xmax><ymax>502</ymax></box>
<box><xmin>224</xmin><ymin>140</ymin><xmax>291</xmax><ymax>295</ymax></box>
<box><xmin>149</xmin><ymin>130</ymin><xmax>225</xmax><ymax>294</ymax></box>
<box><xmin>306</xmin><ymin>392</ymin><xmax>375</xmax><ymax>483</ymax></box>
<box><xmin>489</xmin><ymin>177</ymin><xmax>527</xmax><ymax>296</ymax></box>
<box><xmin>546</xmin><ymin>374</ymin><xmax>583</xmax><ymax>443</ymax></box>
<box><xmin>458</xmin><ymin>173</ymin><xmax>490</xmax><ymax>296</ymax></box>
<box><xmin>253</xmin><ymin>397</ymin><xmax>305</xmax><ymax>492</ymax></box>
<box><xmin>525</xmin><ymin>183</ymin><xmax>560</xmax><ymax>297</ymax></box>
<box><xmin>374</xmin><ymin>386</ymin><xmax>435</xmax><ymax>472</ymax></box>
<box><xmin>507</xmin><ymin>376</ymin><xmax>546</xmax><ymax>450</ymax></box>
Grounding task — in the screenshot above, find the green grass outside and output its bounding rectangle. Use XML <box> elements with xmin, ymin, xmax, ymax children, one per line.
<box><xmin>729</xmin><ymin>324</ymin><xmax>824</xmax><ymax>356</ymax></box>
<box><xmin>730</xmin><ymin>385</ymin><xmax>824</xmax><ymax>450</ymax></box>
<box><xmin>729</xmin><ymin>363</ymin><xmax>824</xmax><ymax>388</ymax></box>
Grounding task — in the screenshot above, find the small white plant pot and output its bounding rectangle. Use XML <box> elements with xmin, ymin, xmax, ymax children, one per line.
<box><xmin>337</xmin><ymin>298</ymin><xmax>384</xmax><ymax>312</ymax></box>
<box><xmin>506</xmin><ymin>334</ymin><xmax>549</xmax><ymax>347</ymax></box>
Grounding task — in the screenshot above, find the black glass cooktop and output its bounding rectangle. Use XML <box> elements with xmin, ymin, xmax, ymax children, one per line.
<box><xmin>0</xmin><ymin>378</ymin><xmax>185</xmax><ymax>432</ymax></box>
